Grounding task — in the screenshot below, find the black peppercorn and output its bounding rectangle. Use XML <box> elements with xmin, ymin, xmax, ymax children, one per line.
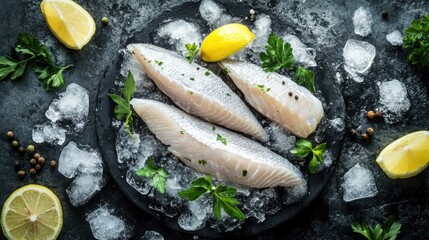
<box><xmin>382</xmin><ymin>11</ymin><xmax>388</xmax><ymax>19</ymax></box>
<box><xmin>17</xmin><ymin>170</ymin><xmax>25</xmax><ymax>178</ymax></box>
<box><xmin>29</xmin><ymin>168</ymin><xmax>36</xmax><ymax>176</ymax></box>
<box><xmin>288</xmin><ymin>92</ymin><xmax>293</xmax><ymax>96</ymax></box>
<box><xmin>38</xmin><ymin>157</ymin><xmax>46</xmax><ymax>165</ymax></box>
<box><xmin>375</xmin><ymin>111</ymin><xmax>383</xmax><ymax>119</ymax></box>
<box><xmin>361</xmin><ymin>133</ymin><xmax>369</xmax><ymax>141</ymax></box>
<box><xmin>29</xmin><ymin>158</ymin><xmax>37</xmax><ymax>165</ymax></box>
<box><xmin>35</xmin><ymin>164</ymin><xmax>41</xmax><ymax>170</ymax></box>
<box><xmin>50</xmin><ymin>160</ymin><xmax>57</xmax><ymax>168</ymax></box>
<box><xmin>295</xmin><ymin>95</ymin><xmax>299</xmax><ymax>100</ymax></box>
<box><xmin>33</xmin><ymin>153</ymin><xmax>41</xmax><ymax>160</ymax></box>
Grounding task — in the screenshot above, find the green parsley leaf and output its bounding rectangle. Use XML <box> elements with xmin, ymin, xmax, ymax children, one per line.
<box><xmin>242</xmin><ymin>170</ymin><xmax>248</xmax><ymax>177</ymax></box>
<box><xmin>198</xmin><ymin>159</ymin><xmax>207</xmax><ymax>165</ymax></box>
<box><xmin>259</xmin><ymin>33</ymin><xmax>317</xmax><ymax>92</ymax></box>
<box><xmin>0</xmin><ymin>33</ymin><xmax>72</xmax><ymax>90</ymax></box>
<box><xmin>290</xmin><ymin>139</ymin><xmax>326</xmax><ymax>174</ymax></box>
<box><xmin>108</xmin><ymin>71</ymin><xmax>135</xmax><ymax>135</ymax></box>
<box><xmin>260</xmin><ymin>33</ymin><xmax>295</xmax><ymax>72</ymax></box>
<box><xmin>205</xmin><ymin>70</ymin><xmax>211</xmax><ymax>76</ymax></box>
<box><xmin>294</xmin><ymin>66</ymin><xmax>315</xmax><ymax>93</ymax></box>
<box><xmin>403</xmin><ymin>14</ymin><xmax>429</xmax><ymax>68</ymax></box>
<box><xmin>135</xmin><ymin>156</ymin><xmax>168</xmax><ymax>194</ymax></box>
<box><xmin>351</xmin><ymin>216</ymin><xmax>401</xmax><ymax>240</ymax></box>
<box><xmin>178</xmin><ymin>175</ymin><xmax>245</xmax><ymax>221</ymax></box>
<box><xmin>216</xmin><ymin>134</ymin><xmax>227</xmax><ymax>145</ymax></box>
<box><xmin>184</xmin><ymin>43</ymin><xmax>199</xmax><ymax>63</ymax></box>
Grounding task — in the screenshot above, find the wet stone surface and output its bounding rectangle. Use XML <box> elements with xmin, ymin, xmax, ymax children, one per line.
<box><xmin>1</xmin><ymin>0</ymin><xmax>429</xmax><ymax>239</ymax></box>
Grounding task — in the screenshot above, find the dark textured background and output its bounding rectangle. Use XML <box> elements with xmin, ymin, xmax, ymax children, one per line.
<box><xmin>1</xmin><ymin>0</ymin><xmax>428</xmax><ymax>239</ymax></box>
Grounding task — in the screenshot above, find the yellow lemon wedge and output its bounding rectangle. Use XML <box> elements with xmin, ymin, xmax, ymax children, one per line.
<box><xmin>40</xmin><ymin>0</ymin><xmax>96</xmax><ymax>50</ymax></box>
<box><xmin>376</xmin><ymin>131</ymin><xmax>429</xmax><ymax>179</ymax></box>
<box><xmin>1</xmin><ymin>184</ymin><xmax>63</xmax><ymax>240</ymax></box>
<box><xmin>201</xmin><ymin>23</ymin><xmax>254</xmax><ymax>62</ymax></box>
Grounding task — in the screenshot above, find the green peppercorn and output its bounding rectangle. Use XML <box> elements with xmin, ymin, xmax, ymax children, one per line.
<box><xmin>33</xmin><ymin>153</ymin><xmax>41</xmax><ymax>160</ymax></box>
<box><xmin>101</xmin><ymin>17</ymin><xmax>109</xmax><ymax>26</ymax></box>
<box><xmin>14</xmin><ymin>161</ymin><xmax>21</xmax><ymax>171</ymax></box>
<box><xmin>17</xmin><ymin>170</ymin><xmax>25</xmax><ymax>178</ymax></box>
<box><xmin>366</xmin><ymin>127</ymin><xmax>374</xmax><ymax>136</ymax></box>
<box><xmin>38</xmin><ymin>157</ymin><xmax>46</xmax><ymax>165</ymax></box>
<box><xmin>35</xmin><ymin>164</ymin><xmax>41</xmax><ymax>170</ymax></box>
<box><xmin>29</xmin><ymin>158</ymin><xmax>37</xmax><ymax>165</ymax></box>
<box><xmin>27</xmin><ymin>145</ymin><xmax>35</xmax><ymax>154</ymax></box>
<box><xmin>29</xmin><ymin>168</ymin><xmax>36</xmax><ymax>176</ymax></box>
<box><xmin>50</xmin><ymin>160</ymin><xmax>57</xmax><ymax>168</ymax></box>
<box><xmin>11</xmin><ymin>140</ymin><xmax>19</xmax><ymax>148</ymax></box>
<box><xmin>7</xmin><ymin>131</ymin><xmax>14</xmax><ymax>140</ymax></box>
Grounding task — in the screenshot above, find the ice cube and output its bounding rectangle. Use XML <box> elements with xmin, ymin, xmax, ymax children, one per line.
<box><xmin>343</xmin><ymin>39</ymin><xmax>376</xmax><ymax>82</ymax></box>
<box><xmin>353</xmin><ymin>7</ymin><xmax>373</xmax><ymax>37</ymax></box>
<box><xmin>178</xmin><ymin>199</ymin><xmax>209</xmax><ymax>231</ymax></box>
<box><xmin>328</xmin><ymin>118</ymin><xmax>345</xmax><ymax>132</ymax></box>
<box><xmin>283</xmin><ymin>34</ymin><xmax>317</xmax><ymax>67</ymax></box>
<box><xmin>199</xmin><ymin>0</ymin><xmax>235</xmax><ymax>28</ymax></box>
<box><xmin>157</xmin><ymin>20</ymin><xmax>202</xmax><ymax>55</ymax></box>
<box><xmin>32</xmin><ymin>122</ymin><xmax>66</xmax><ymax>145</ymax></box>
<box><xmin>45</xmin><ymin>83</ymin><xmax>89</xmax><ymax>132</ymax></box>
<box><xmin>342</xmin><ymin>163</ymin><xmax>378</xmax><ymax>202</ymax></box>
<box><xmin>86</xmin><ymin>206</ymin><xmax>127</xmax><ymax>240</ymax></box>
<box><xmin>265</xmin><ymin>122</ymin><xmax>296</xmax><ymax>155</ymax></box>
<box><xmin>141</xmin><ymin>231</ymin><xmax>164</xmax><ymax>240</ymax></box>
<box><xmin>386</xmin><ymin>30</ymin><xmax>403</xmax><ymax>46</ymax></box>
<box><xmin>244</xmin><ymin>188</ymin><xmax>281</xmax><ymax>223</ymax></box>
<box><xmin>250</xmin><ymin>14</ymin><xmax>272</xmax><ymax>54</ymax></box>
<box><xmin>379</xmin><ymin>79</ymin><xmax>411</xmax><ymax>124</ymax></box>
<box><xmin>59</xmin><ymin>141</ymin><xmax>104</xmax><ymax>206</ymax></box>
<box><xmin>283</xmin><ymin>181</ymin><xmax>308</xmax><ymax>205</ymax></box>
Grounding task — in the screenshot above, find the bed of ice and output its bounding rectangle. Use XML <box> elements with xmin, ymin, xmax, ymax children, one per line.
<box><xmin>112</xmin><ymin>0</ymin><xmax>336</xmax><ymax>234</ymax></box>
<box><xmin>86</xmin><ymin>205</ymin><xmax>129</xmax><ymax>240</ymax></box>
<box><xmin>32</xmin><ymin>83</ymin><xmax>90</xmax><ymax>145</ymax></box>
<box><xmin>59</xmin><ymin>141</ymin><xmax>105</xmax><ymax>206</ymax></box>
<box><xmin>379</xmin><ymin>79</ymin><xmax>411</xmax><ymax>124</ymax></box>
<box><xmin>342</xmin><ymin>163</ymin><xmax>378</xmax><ymax>202</ymax></box>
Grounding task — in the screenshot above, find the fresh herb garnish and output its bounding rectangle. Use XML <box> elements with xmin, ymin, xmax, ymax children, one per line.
<box><xmin>189</xmin><ymin>77</ymin><xmax>195</xmax><ymax>81</ymax></box>
<box><xmin>205</xmin><ymin>70</ymin><xmax>211</xmax><ymax>76</ymax></box>
<box><xmin>0</xmin><ymin>33</ymin><xmax>72</xmax><ymax>91</ymax></box>
<box><xmin>180</xmin><ymin>130</ymin><xmax>184</xmax><ymax>135</ymax></box>
<box><xmin>226</xmin><ymin>93</ymin><xmax>231</xmax><ymax>96</ymax></box>
<box><xmin>188</xmin><ymin>91</ymin><xmax>193</xmax><ymax>95</ymax></box>
<box><xmin>259</xmin><ymin>33</ymin><xmax>316</xmax><ymax>92</ymax></box>
<box><xmin>154</xmin><ymin>60</ymin><xmax>163</xmax><ymax>66</ymax></box>
<box><xmin>198</xmin><ymin>159</ymin><xmax>207</xmax><ymax>165</ymax></box>
<box><xmin>216</xmin><ymin>134</ymin><xmax>227</xmax><ymax>145</ymax></box>
<box><xmin>135</xmin><ymin>156</ymin><xmax>168</xmax><ymax>194</ymax></box>
<box><xmin>290</xmin><ymin>139</ymin><xmax>326</xmax><ymax>174</ymax></box>
<box><xmin>178</xmin><ymin>175</ymin><xmax>245</xmax><ymax>221</ymax></box>
<box><xmin>242</xmin><ymin>170</ymin><xmax>248</xmax><ymax>177</ymax></box>
<box><xmin>184</xmin><ymin>43</ymin><xmax>199</xmax><ymax>63</ymax></box>
<box><xmin>256</xmin><ymin>84</ymin><xmax>271</xmax><ymax>93</ymax></box>
<box><xmin>212</xmin><ymin>126</ymin><xmax>216</xmax><ymax>131</ymax></box>
<box><xmin>108</xmin><ymin>71</ymin><xmax>136</xmax><ymax>136</ymax></box>
<box><xmin>351</xmin><ymin>216</ymin><xmax>401</xmax><ymax>240</ymax></box>
<box><xmin>403</xmin><ymin>14</ymin><xmax>429</xmax><ymax>68</ymax></box>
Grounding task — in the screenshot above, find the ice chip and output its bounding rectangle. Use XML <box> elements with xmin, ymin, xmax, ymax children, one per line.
<box><xmin>250</xmin><ymin>14</ymin><xmax>272</xmax><ymax>54</ymax></box>
<box><xmin>67</xmin><ymin>173</ymin><xmax>104</xmax><ymax>206</ymax></box>
<box><xmin>283</xmin><ymin>181</ymin><xmax>308</xmax><ymax>205</ymax></box>
<box><xmin>386</xmin><ymin>30</ymin><xmax>403</xmax><ymax>46</ymax></box>
<box><xmin>199</xmin><ymin>0</ymin><xmax>235</xmax><ymax>28</ymax></box>
<box><xmin>343</xmin><ymin>39</ymin><xmax>376</xmax><ymax>82</ymax></box>
<box><xmin>86</xmin><ymin>206</ymin><xmax>127</xmax><ymax>240</ymax></box>
<box><xmin>342</xmin><ymin>163</ymin><xmax>378</xmax><ymax>202</ymax></box>
<box><xmin>265</xmin><ymin>122</ymin><xmax>296</xmax><ymax>155</ymax></box>
<box><xmin>141</xmin><ymin>231</ymin><xmax>164</xmax><ymax>240</ymax></box>
<box><xmin>178</xmin><ymin>199</ymin><xmax>209</xmax><ymax>231</ymax></box>
<box><xmin>353</xmin><ymin>7</ymin><xmax>373</xmax><ymax>37</ymax></box>
<box><xmin>45</xmin><ymin>83</ymin><xmax>89</xmax><ymax>132</ymax></box>
<box><xmin>157</xmin><ymin>20</ymin><xmax>202</xmax><ymax>55</ymax></box>
<box><xmin>283</xmin><ymin>34</ymin><xmax>317</xmax><ymax>67</ymax></box>
<box><xmin>32</xmin><ymin>122</ymin><xmax>66</xmax><ymax>145</ymax></box>
<box><xmin>379</xmin><ymin>79</ymin><xmax>411</xmax><ymax>124</ymax></box>
<box><xmin>328</xmin><ymin>118</ymin><xmax>345</xmax><ymax>132</ymax></box>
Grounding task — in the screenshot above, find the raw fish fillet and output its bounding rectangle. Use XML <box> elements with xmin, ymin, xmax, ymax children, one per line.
<box><xmin>128</xmin><ymin>44</ymin><xmax>268</xmax><ymax>142</ymax></box>
<box><xmin>220</xmin><ymin>60</ymin><xmax>324</xmax><ymax>138</ymax></box>
<box><xmin>131</xmin><ymin>98</ymin><xmax>304</xmax><ymax>188</ymax></box>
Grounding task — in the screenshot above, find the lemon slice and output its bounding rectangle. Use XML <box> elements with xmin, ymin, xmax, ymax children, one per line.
<box><xmin>1</xmin><ymin>184</ymin><xmax>63</xmax><ymax>240</ymax></box>
<box><xmin>376</xmin><ymin>131</ymin><xmax>429</xmax><ymax>179</ymax></box>
<box><xmin>40</xmin><ymin>0</ymin><xmax>96</xmax><ymax>50</ymax></box>
<box><xmin>201</xmin><ymin>23</ymin><xmax>255</xmax><ymax>62</ymax></box>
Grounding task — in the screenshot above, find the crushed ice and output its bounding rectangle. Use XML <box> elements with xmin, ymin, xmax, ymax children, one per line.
<box><xmin>386</xmin><ymin>30</ymin><xmax>403</xmax><ymax>46</ymax></box>
<box><xmin>199</xmin><ymin>0</ymin><xmax>236</xmax><ymax>28</ymax></box>
<box><xmin>283</xmin><ymin>34</ymin><xmax>317</xmax><ymax>67</ymax></box>
<box><xmin>379</xmin><ymin>79</ymin><xmax>411</xmax><ymax>124</ymax></box>
<box><xmin>86</xmin><ymin>205</ymin><xmax>128</xmax><ymax>240</ymax></box>
<box><xmin>157</xmin><ymin>20</ymin><xmax>202</xmax><ymax>55</ymax></box>
<box><xmin>342</xmin><ymin>163</ymin><xmax>378</xmax><ymax>202</ymax></box>
<box><xmin>32</xmin><ymin>122</ymin><xmax>66</xmax><ymax>145</ymax></box>
<box><xmin>353</xmin><ymin>7</ymin><xmax>373</xmax><ymax>37</ymax></box>
<box><xmin>343</xmin><ymin>39</ymin><xmax>376</xmax><ymax>82</ymax></box>
<box><xmin>59</xmin><ymin>141</ymin><xmax>105</xmax><ymax>206</ymax></box>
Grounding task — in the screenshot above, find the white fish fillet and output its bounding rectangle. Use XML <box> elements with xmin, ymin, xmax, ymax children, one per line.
<box><xmin>131</xmin><ymin>98</ymin><xmax>304</xmax><ymax>188</ymax></box>
<box><xmin>220</xmin><ymin>60</ymin><xmax>324</xmax><ymax>138</ymax></box>
<box><xmin>127</xmin><ymin>44</ymin><xmax>268</xmax><ymax>142</ymax></box>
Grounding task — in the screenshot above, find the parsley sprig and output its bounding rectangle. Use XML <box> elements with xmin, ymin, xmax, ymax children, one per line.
<box><xmin>179</xmin><ymin>175</ymin><xmax>245</xmax><ymax>221</ymax></box>
<box><xmin>403</xmin><ymin>14</ymin><xmax>429</xmax><ymax>68</ymax></box>
<box><xmin>184</xmin><ymin>43</ymin><xmax>199</xmax><ymax>63</ymax></box>
<box><xmin>135</xmin><ymin>156</ymin><xmax>168</xmax><ymax>194</ymax></box>
<box><xmin>260</xmin><ymin>33</ymin><xmax>316</xmax><ymax>92</ymax></box>
<box><xmin>351</xmin><ymin>216</ymin><xmax>402</xmax><ymax>240</ymax></box>
<box><xmin>290</xmin><ymin>139</ymin><xmax>326</xmax><ymax>174</ymax></box>
<box><xmin>108</xmin><ymin>71</ymin><xmax>136</xmax><ymax>135</ymax></box>
<box><xmin>0</xmin><ymin>33</ymin><xmax>72</xmax><ymax>91</ymax></box>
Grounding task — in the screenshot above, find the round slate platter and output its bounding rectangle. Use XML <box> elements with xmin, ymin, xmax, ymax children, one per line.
<box><xmin>96</xmin><ymin>1</ymin><xmax>345</xmax><ymax>238</ymax></box>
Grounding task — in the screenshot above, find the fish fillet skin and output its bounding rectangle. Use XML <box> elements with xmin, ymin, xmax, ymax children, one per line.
<box><xmin>220</xmin><ymin>60</ymin><xmax>324</xmax><ymax>138</ymax></box>
<box><xmin>127</xmin><ymin>44</ymin><xmax>268</xmax><ymax>142</ymax></box>
<box><xmin>131</xmin><ymin>98</ymin><xmax>304</xmax><ymax>188</ymax></box>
